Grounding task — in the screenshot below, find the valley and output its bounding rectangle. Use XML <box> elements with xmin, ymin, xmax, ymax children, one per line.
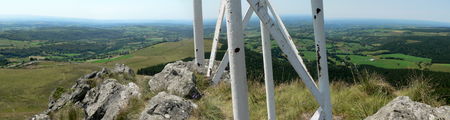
<box><xmin>0</xmin><ymin>20</ymin><xmax>449</xmax><ymax>119</ymax></box>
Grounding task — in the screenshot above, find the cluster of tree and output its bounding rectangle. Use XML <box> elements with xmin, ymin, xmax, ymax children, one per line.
<box><xmin>0</xmin><ymin>56</ymin><xmax>9</xmax><ymax>66</ymax></box>
<box><xmin>0</xmin><ymin>27</ymin><xmax>124</xmax><ymax>42</ymax></box>
<box><xmin>0</xmin><ymin>25</ymin><xmax>190</xmax><ymax>62</ymax></box>
<box><xmin>380</xmin><ymin>36</ymin><xmax>450</xmax><ymax>63</ymax></box>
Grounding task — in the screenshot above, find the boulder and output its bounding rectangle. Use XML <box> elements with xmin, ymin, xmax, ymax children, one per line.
<box><xmin>365</xmin><ymin>96</ymin><xmax>450</xmax><ymax>120</ymax></box>
<box><xmin>82</xmin><ymin>79</ymin><xmax>141</xmax><ymax>120</ymax></box>
<box><xmin>148</xmin><ymin>61</ymin><xmax>202</xmax><ymax>99</ymax></box>
<box><xmin>139</xmin><ymin>92</ymin><xmax>197</xmax><ymax>120</ymax></box>
<box><xmin>111</xmin><ymin>64</ymin><xmax>135</xmax><ymax>80</ymax></box>
<box><xmin>35</xmin><ymin>64</ymin><xmax>140</xmax><ymax>120</ymax></box>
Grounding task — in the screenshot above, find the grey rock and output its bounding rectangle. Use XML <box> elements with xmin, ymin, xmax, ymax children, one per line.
<box><xmin>148</xmin><ymin>61</ymin><xmax>202</xmax><ymax>99</ymax></box>
<box><xmin>82</xmin><ymin>79</ymin><xmax>141</xmax><ymax>120</ymax></box>
<box><xmin>111</xmin><ymin>64</ymin><xmax>135</xmax><ymax>80</ymax></box>
<box><xmin>365</xmin><ymin>96</ymin><xmax>450</xmax><ymax>120</ymax></box>
<box><xmin>38</xmin><ymin>64</ymin><xmax>141</xmax><ymax>120</ymax></box>
<box><xmin>46</xmin><ymin>77</ymin><xmax>92</xmax><ymax>113</ymax></box>
<box><xmin>139</xmin><ymin>92</ymin><xmax>197</xmax><ymax>120</ymax></box>
<box><xmin>30</xmin><ymin>114</ymin><xmax>50</xmax><ymax>120</ymax></box>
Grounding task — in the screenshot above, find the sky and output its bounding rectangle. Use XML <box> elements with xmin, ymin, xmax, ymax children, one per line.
<box><xmin>0</xmin><ymin>0</ymin><xmax>449</xmax><ymax>23</ymax></box>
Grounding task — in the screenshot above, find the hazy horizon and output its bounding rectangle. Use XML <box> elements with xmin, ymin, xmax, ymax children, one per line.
<box><xmin>0</xmin><ymin>0</ymin><xmax>449</xmax><ymax>23</ymax></box>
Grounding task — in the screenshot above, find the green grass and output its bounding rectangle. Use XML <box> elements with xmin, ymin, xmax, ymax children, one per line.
<box><xmin>361</xmin><ymin>50</ymin><xmax>390</xmax><ymax>55</ymax></box>
<box><xmin>96</xmin><ymin>39</ymin><xmax>213</xmax><ymax>70</ymax></box>
<box><xmin>300</xmin><ymin>51</ymin><xmax>317</xmax><ymax>61</ymax></box>
<box><xmin>338</xmin><ymin>55</ymin><xmax>421</xmax><ymax>69</ymax></box>
<box><xmin>90</xmin><ymin>54</ymin><xmax>134</xmax><ymax>63</ymax></box>
<box><xmin>430</xmin><ymin>64</ymin><xmax>450</xmax><ymax>72</ymax></box>
<box><xmin>0</xmin><ymin>61</ymin><xmax>100</xmax><ymax>120</ymax></box>
<box><xmin>191</xmin><ymin>70</ymin><xmax>444</xmax><ymax>120</ymax></box>
<box><xmin>0</xmin><ymin>39</ymin><xmax>213</xmax><ymax>119</ymax></box>
<box><xmin>378</xmin><ymin>53</ymin><xmax>431</xmax><ymax>63</ymax></box>
<box><xmin>63</xmin><ymin>53</ymin><xmax>81</xmax><ymax>57</ymax></box>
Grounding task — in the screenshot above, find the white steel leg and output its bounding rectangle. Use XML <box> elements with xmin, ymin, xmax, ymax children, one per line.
<box><xmin>225</xmin><ymin>0</ymin><xmax>250</xmax><ymax>119</ymax></box>
<box><xmin>212</xmin><ymin>52</ymin><xmax>229</xmax><ymax>84</ymax></box>
<box><xmin>311</xmin><ymin>0</ymin><xmax>332</xmax><ymax>119</ymax></box>
<box><xmin>246</xmin><ymin>0</ymin><xmax>324</xmax><ymax>107</ymax></box>
<box><xmin>207</xmin><ymin>0</ymin><xmax>226</xmax><ymax>77</ymax></box>
<box><xmin>193</xmin><ymin>0</ymin><xmax>205</xmax><ymax>67</ymax></box>
<box><xmin>211</xmin><ymin>6</ymin><xmax>254</xmax><ymax>84</ymax></box>
<box><xmin>260</xmin><ymin>1</ymin><xmax>276</xmax><ymax>120</ymax></box>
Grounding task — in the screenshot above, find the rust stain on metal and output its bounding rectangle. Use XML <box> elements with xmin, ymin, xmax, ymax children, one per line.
<box><xmin>316</xmin><ymin>44</ymin><xmax>322</xmax><ymax>73</ymax></box>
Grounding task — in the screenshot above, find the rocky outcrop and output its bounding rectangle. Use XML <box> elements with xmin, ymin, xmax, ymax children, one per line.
<box><xmin>82</xmin><ymin>79</ymin><xmax>140</xmax><ymax>120</ymax></box>
<box><xmin>148</xmin><ymin>61</ymin><xmax>202</xmax><ymax>99</ymax></box>
<box><xmin>365</xmin><ymin>96</ymin><xmax>450</xmax><ymax>120</ymax></box>
<box><xmin>47</xmin><ymin>67</ymin><xmax>113</xmax><ymax>113</ymax></box>
<box><xmin>140</xmin><ymin>92</ymin><xmax>197</xmax><ymax>120</ymax></box>
<box><xmin>147</xmin><ymin>60</ymin><xmax>230</xmax><ymax>99</ymax></box>
<box><xmin>34</xmin><ymin>64</ymin><xmax>141</xmax><ymax>120</ymax></box>
<box><xmin>32</xmin><ymin>61</ymin><xmax>213</xmax><ymax>120</ymax></box>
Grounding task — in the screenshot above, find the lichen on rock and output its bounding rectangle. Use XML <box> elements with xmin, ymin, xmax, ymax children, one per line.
<box><xmin>365</xmin><ymin>96</ymin><xmax>450</xmax><ymax>120</ymax></box>
<box><xmin>139</xmin><ymin>92</ymin><xmax>197</xmax><ymax>120</ymax></box>
<box><xmin>147</xmin><ymin>61</ymin><xmax>202</xmax><ymax>99</ymax></box>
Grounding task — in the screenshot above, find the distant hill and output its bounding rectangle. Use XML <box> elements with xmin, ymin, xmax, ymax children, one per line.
<box><xmin>1</xmin><ymin>15</ymin><xmax>449</xmax><ymax>27</ymax></box>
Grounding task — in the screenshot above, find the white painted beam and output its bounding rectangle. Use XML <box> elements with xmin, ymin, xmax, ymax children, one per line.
<box><xmin>310</xmin><ymin>108</ymin><xmax>323</xmax><ymax>120</ymax></box>
<box><xmin>246</xmin><ymin>0</ymin><xmax>324</xmax><ymax>106</ymax></box>
<box><xmin>212</xmin><ymin>51</ymin><xmax>229</xmax><ymax>84</ymax></box>
<box><xmin>242</xmin><ymin>7</ymin><xmax>254</xmax><ymax>28</ymax></box>
<box><xmin>211</xmin><ymin>6</ymin><xmax>253</xmax><ymax>85</ymax></box>
<box><xmin>193</xmin><ymin>0</ymin><xmax>205</xmax><ymax>67</ymax></box>
<box><xmin>311</xmin><ymin>0</ymin><xmax>332</xmax><ymax>119</ymax></box>
<box><xmin>207</xmin><ymin>0</ymin><xmax>226</xmax><ymax>77</ymax></box>
<box><xmin>225</xmin><ymin>0</ymin><xmax>250</xmax><ymax>119</ymax></box>
<box><xmin>260</xmin><ymin>1</ymin><xmax>276</xmax><ymax>120</ymax></box>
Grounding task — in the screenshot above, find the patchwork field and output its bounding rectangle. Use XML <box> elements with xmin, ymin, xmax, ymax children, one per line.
<box><xmin>0</xmin><ymin>39</ymin><xmax>41</xmax><ymax>49</ymax></box>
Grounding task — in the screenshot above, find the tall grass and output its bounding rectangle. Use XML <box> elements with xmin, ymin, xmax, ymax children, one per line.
<box><xmin>48</xmin><ymin>103</ymin><xmax>84</xmax><ymax>120</ymax></box>
<box><xmin>398</xmin><ymin>73</ymin><xmax>445</xmax><ymax>106</ymax></box>
<box><xmin>191</xmin><ymin>69</ymin><xmax>445</xmax><ymax>120</ymax></box>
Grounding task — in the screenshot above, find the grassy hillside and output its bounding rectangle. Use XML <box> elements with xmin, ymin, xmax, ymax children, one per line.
<box><xmin>0</xmin><ymin>62</ymin><xmax>100</xmax><ymax>120</ymax></box>
<box><xmin>0</xmin><ymin>39</ymin><xmax>213</xmax><ymax>120</ymax></box>
<box><xmin>191</xmin><ymin>71</ymin><xmax>446</xmax><ymax>120</ymax></box>
<box><xmin>93</xmin><ymin>39</ymin><xmax>213</xmax><ymax>70</ymax></box>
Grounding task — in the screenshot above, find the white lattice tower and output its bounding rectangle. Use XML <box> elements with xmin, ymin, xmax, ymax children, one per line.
<box><xmin>193</xmin><ymin>0</ymin><xmax>332</xmax><ymax>119</ymax></box>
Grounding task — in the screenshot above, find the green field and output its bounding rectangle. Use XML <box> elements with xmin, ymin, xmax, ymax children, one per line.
<box><xmin>338</xmin><ymin>55</ymin><xmax>421</xmax><ymax>69</ymax></box>
<box><xmin>96</xmin><ymin>39</ymin><xmax>213</xmax><ymax>70</ymax></box>
<box><xmin>300</xmin><ymin>51</ymin><xmax>317</xmax><ymax>61</ymax></box>
<box><xmin>0</xmin><ymin>39</ymin><xmax>41</xmax><ymax>49</ymax></box>
<box><xmin>0</xmin><ymin>62</ymin><xmax>100</xmax><ymax>120</ymax></box>
<box><xmin>90</xmin><ymin>54</ymin><xmax>134</xmax><ymax>63</ymax></box>
<box><xmin>335</xmin><ymin>53</ymin><xmax>443</xmax><ymax>70</ymax></box>
<box><xmin>430</xmin><ymin>64</ymin><xmax>450</xmax><ymax>72</ymax></box>
<box><xmin>378</xmin><ymin>54</ymin><xmax>431</xmax><ymax>63</ymax></box>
